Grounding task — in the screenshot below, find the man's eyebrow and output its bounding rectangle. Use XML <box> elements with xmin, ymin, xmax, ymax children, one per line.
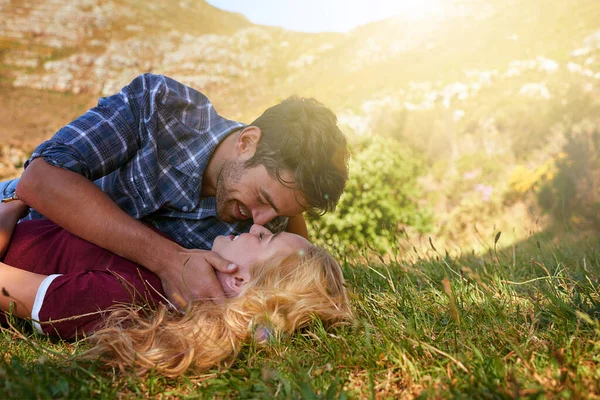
<box><xmin>260</xmin><ymin>188</ymin><xmax>280</xmax><ymax>214</ymax></box>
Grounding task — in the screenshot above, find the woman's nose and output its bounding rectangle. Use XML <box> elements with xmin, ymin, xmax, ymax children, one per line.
<box><xmin>249</xmin><ymin>224</ymin><xmax>272</xmax><ymax>235</ymax></box>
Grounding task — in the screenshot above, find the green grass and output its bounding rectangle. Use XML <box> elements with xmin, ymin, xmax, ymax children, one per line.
<box><xmin>2</xmin><ymin>230</ymin><xmax>599</xmax><ymax>399</ymax></box>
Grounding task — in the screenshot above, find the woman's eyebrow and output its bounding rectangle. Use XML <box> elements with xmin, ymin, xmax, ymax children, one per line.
<box><xmin>268</xmin><ymin>232</ymin><xmax>283</xmax><ymax>244</ymax></box>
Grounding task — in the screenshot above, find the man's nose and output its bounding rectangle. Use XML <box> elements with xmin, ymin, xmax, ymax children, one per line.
<box><xmin>252</xmin><ymin>208</ymin><xmax>277</xmax><ymax>225</ymax></box>
<box><xmin>251</xmin><ymin>207</ymin><xmax>277</xmax><ymax>226</ymax></box>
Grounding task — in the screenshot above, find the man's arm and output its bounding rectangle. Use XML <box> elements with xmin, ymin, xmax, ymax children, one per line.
<box><xmin>14</xmin><ymin>74</ymin><xmax>239</xmax><ymax>306</ymax></box>
<box><xmin>17</xmin><ymin>159</ymin><xmax>236</xmax><ymax>307</ymax></box>
<box><xmin>286</xmin><ymin>214</ymin><xmax>309</xmax><ymax>239</ymax></box>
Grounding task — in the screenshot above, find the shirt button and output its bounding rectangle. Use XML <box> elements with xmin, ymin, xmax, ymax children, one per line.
<box><xmin>182</xmin><ymin>206</ymin><xmax>189</xmax><ymax>212</ymax></box>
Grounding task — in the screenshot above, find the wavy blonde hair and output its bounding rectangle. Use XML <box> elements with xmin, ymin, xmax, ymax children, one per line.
<box><xmin>85</xmin><ymin>246</ymin><xmax>352</xmax><ymax>377</ymax></box>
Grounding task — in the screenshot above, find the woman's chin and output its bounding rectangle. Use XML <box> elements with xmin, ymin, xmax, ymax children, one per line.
<box><xmin>211</xmin><ymin>235</ymin><xmax>224</xmax><ymax>251</ymax></box>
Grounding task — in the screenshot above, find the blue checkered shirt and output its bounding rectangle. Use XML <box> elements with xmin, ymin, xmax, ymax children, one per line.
<box><xmin>2</xmin><ymin>74</ymin><xmax>272</xmax><ymax>249</ymax></box>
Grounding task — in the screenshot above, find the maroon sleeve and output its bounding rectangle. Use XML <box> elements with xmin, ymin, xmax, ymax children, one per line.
<box><xmin>2</xmin><ymin>220</ymin><xmax>167</xmax><ymax>339</ymax></box>
<box><xmin>38</xmin><ymin>266</ymin><xmax>164</xmax><ymax>339</ymax></box>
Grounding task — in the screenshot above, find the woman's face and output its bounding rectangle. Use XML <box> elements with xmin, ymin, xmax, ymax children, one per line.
<box><xmin>212</xmin><ymin>224</ymin><xmax>311</xmax><ymax>297</ymax></box>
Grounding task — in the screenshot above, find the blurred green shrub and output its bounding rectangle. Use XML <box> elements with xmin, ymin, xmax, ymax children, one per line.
<box><xmin>537</xmin><ymin>125</ymin><xmax>600</xmax><ymax>230</ymax></box>
<box><xmin>308</xmin><ymin>136</ymin><xmax>432</xmax><ymax>254</ymax></box>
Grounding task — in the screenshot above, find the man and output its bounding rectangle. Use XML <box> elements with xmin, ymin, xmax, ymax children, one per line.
<box><xmin>0</xmin><ymin>74</ymin><xmax>348</xmax><ymax>307</ymax></box>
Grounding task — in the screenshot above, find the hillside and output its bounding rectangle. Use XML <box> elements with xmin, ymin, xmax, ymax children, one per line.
<box><xmin>3</xmin><ymin>0</ymin><xmax>599</xmax><ymax>126</ymax></box>
<box><xmin>1</xmin><ymin>0</ymin><xmax>600</xmax><ymax>246</ymax></box>
<box><xmin>0</xmin><ymin>0</ymin><xmax>338</xmax><ymax>122</ymax></box>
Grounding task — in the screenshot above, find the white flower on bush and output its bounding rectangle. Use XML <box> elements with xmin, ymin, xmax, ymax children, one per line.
<box><xmin>519</xmin><ymin>83</ymin><xmax>550</xmax><ymax>100</ymax></box>
<box><xmin>572</xmin><ymin>48</ymin><xmax>591</xmax><ymax>57</ymax></box>
<box><xmin>453</xmin><ymin>109</ymin><xmax>465</xmax><ymax>121</ymax></box>
<box><xmin>537</xmin><ymin>57</ymin><xmax>559</xmax><ymax>73</ymax></box>
<box><xmin>567</xmin><ymin>62</ymin><xmax>583</xmax><ymax>73</ymax></box>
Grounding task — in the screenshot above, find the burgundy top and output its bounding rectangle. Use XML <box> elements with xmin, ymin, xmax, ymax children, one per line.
<box><xmin>1</xmin><ymin>220</ymin><xmax>166</xmax><ymax>339</ymax></box>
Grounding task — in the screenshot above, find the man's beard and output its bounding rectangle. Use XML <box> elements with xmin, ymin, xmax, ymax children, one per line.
<box><xmin>215</xmin><ymin>159</ymin><xmax>244</xmax><ymax>222</ymax></box>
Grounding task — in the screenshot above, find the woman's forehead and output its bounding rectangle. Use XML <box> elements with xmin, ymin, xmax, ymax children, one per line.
<box><xmin>273</xmin><ymin>231</ymin><xmax>311</xmax><ymax>250</ymax></box>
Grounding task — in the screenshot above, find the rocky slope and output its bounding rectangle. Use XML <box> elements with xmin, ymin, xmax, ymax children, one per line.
<box><xmin>3</xmin><ymin>0</ymin><xmax>598</xmax><ymax>115</ymax></box>
<box><xmin>1</xmin><ymin>0</ymin><xmax>599</xmax><ymax>180</ymax></box>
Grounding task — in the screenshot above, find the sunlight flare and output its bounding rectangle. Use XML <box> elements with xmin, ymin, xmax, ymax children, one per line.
<box><xmin>388</xmin><ymin>0</ymin><xmax>444</xmax><ymax>20</ymax></box>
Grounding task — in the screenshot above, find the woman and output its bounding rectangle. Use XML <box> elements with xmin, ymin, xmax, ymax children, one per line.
<box><xmin>0</xmin><ymin>200</ymin><xmax>351</xmax><ymax>376</ymax></box>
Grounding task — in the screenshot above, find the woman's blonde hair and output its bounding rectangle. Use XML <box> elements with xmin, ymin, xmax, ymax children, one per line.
<box><xmin>86</xmin><ymin>246</ymin><xmax>352</xmax><ymax>377</ymax></box>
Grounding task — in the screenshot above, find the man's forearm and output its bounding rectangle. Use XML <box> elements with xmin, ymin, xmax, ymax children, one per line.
<box><xmin>286</xmin><ymin>214</ymin><xmax>309</xmax><ymax>239</ymax></box>
<box><xmin>16</xmin><ymin>158</ymin><xmax>182</xmax><ymax>275</ymax></box>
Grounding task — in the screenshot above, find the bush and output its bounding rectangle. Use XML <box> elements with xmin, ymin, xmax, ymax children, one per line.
<box><xmin>537</xmin><ymin>124</ymin><xmax>600</xmax><ymax>230</ymax></box>
<box><xmin>308</xmin><ymin>136</ymin><xmax>432</xmax><ymax>254</ymax></box>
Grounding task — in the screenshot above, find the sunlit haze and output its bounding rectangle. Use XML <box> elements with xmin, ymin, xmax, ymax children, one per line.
<box><xmin>206</xmin><ymin>0</ymin><xmax>443</xmax><ymax>32</ymax></box>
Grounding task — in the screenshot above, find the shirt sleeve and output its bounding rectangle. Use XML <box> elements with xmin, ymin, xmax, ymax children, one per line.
<box><xmin>33</xmin><ymin>268</ymin><xmax>165</xmax><ymax>340</ymax></box>
<box><xmin>24</xmin><ymin>74</ymin><xmax>168</xmax><ymax>182</ymax></box>
<box><xmin>31</xmin><ymin>274</ymin><xmax>62</xmax><ymax>334</ymax></box>
<box><xmin>0</xmin><ymin>178</ymin><xmax>19</xmax><ymax>199</ymax></box>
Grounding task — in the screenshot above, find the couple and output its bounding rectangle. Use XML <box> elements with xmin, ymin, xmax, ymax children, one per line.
<box><xmin>0</xmin><ymin>74</ymin><xmax>352</xmax><ymax>376</ymax></box>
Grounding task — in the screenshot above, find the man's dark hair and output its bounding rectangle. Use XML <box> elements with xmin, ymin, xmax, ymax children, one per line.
<box><xmin>245</xmin><ymin>96</ymin><xmax>349</xmax><ymax>217</ymax></box>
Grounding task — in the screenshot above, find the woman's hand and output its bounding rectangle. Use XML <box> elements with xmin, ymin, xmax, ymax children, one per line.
<box><xmin>0</xmin><ymin>199</ymin><xmax>29</xmax><ymax>217</ymax></box>
<box><xmin>0</xmin><ymin>198</ymin><xmax>43</xmax><ymax>318</ymax></box>
<box><xmin>0</xmin><ymin>199</ymin><xmax>29</xmax><ymax>258</ymax></box>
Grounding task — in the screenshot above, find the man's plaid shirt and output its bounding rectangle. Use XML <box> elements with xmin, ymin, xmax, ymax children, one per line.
<box><xmin>4</xmin><ymin>74</ymin><xmax>269</xmax><ymax>249</ymax></box>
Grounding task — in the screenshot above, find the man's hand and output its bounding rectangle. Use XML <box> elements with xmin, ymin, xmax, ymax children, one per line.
<box><xmin>158</xmin><ymin>249</ymin><xmax>238</xmax><ymax>309</ymax></box>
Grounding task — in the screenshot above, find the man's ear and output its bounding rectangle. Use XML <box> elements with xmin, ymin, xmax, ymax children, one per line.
<box><xmin>235</xmin><ymin>126</ymin><xmax>262</xmax><ymax>159</ymax></box>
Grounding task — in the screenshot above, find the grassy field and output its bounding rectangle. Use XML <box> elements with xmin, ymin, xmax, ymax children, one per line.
<box><xmin>1</xmin><ymin>228</ymin><xmax>599</xmax><ymax>399</ymax></box>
